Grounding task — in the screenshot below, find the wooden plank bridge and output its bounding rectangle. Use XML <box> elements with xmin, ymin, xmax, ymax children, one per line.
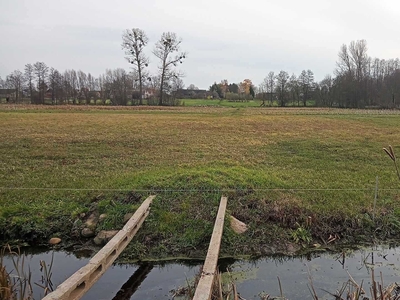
<box><xmin>192</xmin><ymin>196</ymin><xmax>227</xmax><ymax>300</ymax></box>
<box><xmin>43</xmin><ymin>195</ymin><xmax>228</xmax><ymax>300</ymax></box>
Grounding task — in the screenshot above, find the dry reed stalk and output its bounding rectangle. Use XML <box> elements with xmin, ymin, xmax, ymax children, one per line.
<box><xmin>383</xmin><ymin>145</ymin><xmax>400</xmax><ymax>180</ymax></box>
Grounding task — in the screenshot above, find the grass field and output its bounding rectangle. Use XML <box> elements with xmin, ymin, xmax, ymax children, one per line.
<box><xmin>1</xmin><ymin>105</ymin><xmax>400</xmax><ymax>258</ymax></box>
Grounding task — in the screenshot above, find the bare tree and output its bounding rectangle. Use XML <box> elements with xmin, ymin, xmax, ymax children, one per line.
<box><xmin>171</xmin><ymin>77</ymin><xmax>185</xmax><ymax>100</ymax></box>
<box><xmin>258</xmin><ymin>79</ymin><xmax>268</xmax><ymax>106</ymax></box>
<box><xmin>0</xmin><ymin>76</ymin><xmax>4</xmax><ymax>88</ymax></box>
<box><xmin>350</xmin><ymin>40</ymin><xmax>370</xmax><ymax>107</ymax></box>
<box><xmin>77</xmin><ymin>70</ymin><xmax>89</xmax><ymax>103</ymax></box>
<box><xmin>172</xmin><ymin>77</ymin><xmax>185</xmax><ymax>91</ymax></box>
<box><xmin>70</xmin><ymin>70</ymin><xmax>78</xmax><ymax>104</ymax></box>
<box><xmin>298</xmin><ymin>70</ymin><xmax>314</xmax><ymax>106</ymax></box>
<box><xmin>336</xmin><ymin>44</ymin><xmax>353</xmax><ymax>77</ymax></box>
<box><xmin>318</xmin><ymin>75</ymin><xmax>334</xmax><ymax>107</ymax></box>
<box><xmin>335</xmin><ymin>40</ymin><xmax>370</xmax><ymax>107</ymax></box>
<box><xmin>99</xmin><ymin>69</ymin><xmax>134</xmax><ymax>106</ymax></box>
<box><xmin>275</xmin><ymin>70</ymin><xmax>289</xmax><ymax>107</ymax></box>
<box><xmin>34</xmin><ymin>62</ymin><xmax>49</xmax><ymax>104</ymax></box>
<box><xmin>48</xmin><ymin>68</ymin><xmax>62</xmax><ymax>104</ymax></box>
<box><xmin>122</xmin><ymin>28</ymin><xmax>149</xmax><ymax>105</ymax></box>
<box><xmin>87</xmin><ymin>73</ymin><xmax>97</xmax><ymax>91</ymax></box>
<box><xmin>153</xmin><ymin>32</ymin><xmax>186</xmax><ymax>105</ymax></box>
<box><xmin>98</xmin><ymin>74</ymin><xmax>109</xmax><ymax>104</ymax></box>
<box><xmin>266</xmin><ymin>71</ymin><xmax>275</xmax><ymax>105</ymax></box>
<box><xmin>62</xmin><ymin>70</ymin><xmax>79</xmax><ymax>104</ymax></box>
<box><xmin>24</xmin><ymin>64</ymin><xmax>35</xmax><ymax>103</ymax></box>
<box><xmin>349</xmin><ymin>40</ymin><xmax>369</xmax><ymax>82</ymax></box>
<box><xmin>6</xmin><ymin>70</ymin><xmax>26</xmax><ymax>103</ymax></box>
<box><xmin>148</xmin><ymin>75</ymin><xmax>160</xmax><ymax>92</ymax></box>
<box><xmin>288</xmin><ymin>74</ymin><xmax>300</xmax><ymax>106</ymax></box>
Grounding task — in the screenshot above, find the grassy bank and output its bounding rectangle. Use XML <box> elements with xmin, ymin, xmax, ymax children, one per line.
<box><xmin>1</xmin><ymin>105</ymin><xmax>400</xmax><ymax>259</ymax></box>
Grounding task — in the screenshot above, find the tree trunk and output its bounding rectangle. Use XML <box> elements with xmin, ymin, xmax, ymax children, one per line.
<box><xmin>159</xmin><ymin>70</ymin><xmax>165</xmax><ymax>106</ymax></box>
<box><xmin>29</xmin><ymin>82</ymin><xmax>33</xmax><ymax>104</ymax></box>
<box><xmin>138</xmin><ymin>67</ymin><xmax>143</xmax><ymax>105</ymax></box>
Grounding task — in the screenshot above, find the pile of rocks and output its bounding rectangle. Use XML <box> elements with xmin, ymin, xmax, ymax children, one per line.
<box><xmin>49</xmin><ymin>211</ymin><xmax>134</xmax><ymax>246</ymax></box>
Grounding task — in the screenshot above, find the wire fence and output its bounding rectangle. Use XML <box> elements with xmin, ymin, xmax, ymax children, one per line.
<box><xmin>1</xmin><ymin>187</ymin><xmax>400</xmax><ymax>192</ymax></box>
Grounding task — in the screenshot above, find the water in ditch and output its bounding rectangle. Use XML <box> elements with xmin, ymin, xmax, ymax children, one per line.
<box><xmin>2</xmin><ymin>244</ymin><xmax>400</xmax><ymax>299</ymax></box>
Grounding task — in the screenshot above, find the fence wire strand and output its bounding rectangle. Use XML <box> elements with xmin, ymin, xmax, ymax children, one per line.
<box><xmin>1</xmin><ymin>187</ymin><xmax>400</xmax><ymax>192</ymax></box>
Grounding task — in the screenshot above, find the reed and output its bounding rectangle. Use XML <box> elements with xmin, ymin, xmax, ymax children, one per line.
<box><xmin>383</xmin><ymin>145</ymin><xmax>400</xmax><ymax>181</ymax></box>
<box><xmin>0</xmin><ymin>246</ymin><xmax>33</xmax><ymax>300</ymax></box>
<box><xmin>0</xmin><ymin>245</ymin><xmax>54</xmax><ymax>300</ymax></box>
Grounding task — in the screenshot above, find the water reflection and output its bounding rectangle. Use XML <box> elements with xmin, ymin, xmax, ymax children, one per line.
<box><xmin>2</xmin><ymin>245</ymin><xmax>400</xmax><ymax>299</ymax></box>
<box><xmin>228</xmin><ymin>245</ymin><xmax>400</xmax><ymax>299</ymax></box>
<box><xmin>111</xmin><ymin>263</ymin><xmax>153</xmax><ymax>300</ymax></box>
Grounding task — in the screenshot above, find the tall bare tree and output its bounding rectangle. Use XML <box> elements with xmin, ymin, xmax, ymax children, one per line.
<box><xmin>122</xmin><ymin>28</ymin><xmax>149</xmax><ymax>105</ymax></box>
<box><xmin>107</xmin><ymin>68</ymin><xmax>134</xmax><ymax>106</ymax></box>
<box><xmin>6</xmin><ymin>70</ymin><xmax>26</xmax><ymax>103</ymax></box>
<box><xmin>275</xmin><ymin>71</ymin><xmax>289</xmax><ymax>107</ymax></box>
<box><xmin>24</xmin><ymin>64</ymin><xmax>35</xmax><ymax>103</ymax></box>
<box><xmin>153</xmin><ymin>32</ymin><xmax>186</xmax><ymax>105</ymax></box>
<box><xmin>318</xmin><ymin>75</ymin><xmax>334</xmax><ymax>107</ymax></box>
<box><xmin>258</xmin><ymin>79</ymin><xmax>268</xmax><ymax>106</ymax></box>
<box><xmin>77</xmin><ymin>70</ymin><xmax>90</xmax><ymax>103</ymax></box>
<box><xmin>288</xmin><ymin>74</ymin><xmax>300</xmax><ymax>106</ymax></box>
<box><xmin>171</xmin><ymin>76</ymin><xmax>185</xmax><ymax>100</ymax></box>
<box><xmin>87</xmin><ymin>73</ymin><xmax>97</xmax><ymax>92</ymax></box>
<box><xmin>298</xmin><ymin>70</ymin><xmax>314</xmax><ymax>106</ymax></box>
<box><xmin>335</xmin><ymin>40</ymin><xmax>371</xmax><ymax>107</ymax></box>
<box><xmin>349</xmin><ymin>40</ymin><xmax>369</xmax><ymax>82</ymax></box>
<box><xmin>266</xmin><ymin>71</ymin><xmax>275</xmax><ymax>105</ymax></box>
<box><xmin>336</xmin><ymin>44</ymin><xmax>353</xmax><ymax>77</ymax></box>
<box><xmin>48</xmin><ymin>68</ymin><xmax>62</xmax><ymax>104</ymax></box>
<box><xmin>34</xmin><ymin>62</ymin><xmax>49</xmax><ymax>104</ymax></box>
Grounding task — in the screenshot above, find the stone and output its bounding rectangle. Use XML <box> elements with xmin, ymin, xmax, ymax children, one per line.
<box><xmin>93</xmin><ymin>230</ymin><xmax>119</xmax><ymax>246</ymax></box>
<box><xmin>230</xmin><ymin>216</ymin><xmax>248</xmax><ymax>234</ymax></box>
<box><xmin>85</xmin><ymin>213</ymin><xmax>99</xmax><ymax>230</ymax></box>
<box><xmin>81</xmin><ymin>228</ymin><xmax>95</xmax><ymax>238</ymax></box>
<box><xmin>99</xmin><ymin>214</ymin><xmax>107</xmax><ymax>222</ymax></box>
<box><xmin>49</xmin><ymin>237</ymin><xmax>61</xmax><ymax>245</ymax></box>
<box><xmin>123</xmin><ymin>213</ymin><xmax>133</xmax><ymax>223</ymax></box>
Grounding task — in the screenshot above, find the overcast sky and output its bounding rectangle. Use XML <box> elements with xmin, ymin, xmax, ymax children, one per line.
<box><xmin>1</xmin><ymin>0</ymin><xmax>400</xmax><ymax>89</ymax></box>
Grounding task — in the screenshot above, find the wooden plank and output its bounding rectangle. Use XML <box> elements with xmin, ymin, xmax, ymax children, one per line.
<box><xmin>192</xmin><ymin>196</ymin><xmax>228</xmax><ymax>300</ymax></box>
<box><xmin>42</xmin><ymin>195</ymin><xmax>156</xmax><ymax>300</ymax></box>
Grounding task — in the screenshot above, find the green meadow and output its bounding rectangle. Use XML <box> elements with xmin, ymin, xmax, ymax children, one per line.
<box><xmin>1</xmin><ymin>105</ymin><xmax>400</xmax><ymax>258</ymax></box>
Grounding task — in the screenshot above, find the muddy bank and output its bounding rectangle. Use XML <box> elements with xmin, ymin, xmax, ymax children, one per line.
<box><xmin>2</xmin><ymin>191</ymin><xmax>400</xmax><ymax>260</ymax></box>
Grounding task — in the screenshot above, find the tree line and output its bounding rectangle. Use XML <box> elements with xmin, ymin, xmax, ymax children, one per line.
<box><xmin>206</xmin><ymin>70</ymin><xmax>315</xmax><ymax>106</ymax></box>
<box><xmin>0</xmin><ymin>29</ymin><xmax>186</xmax><ymax>106</ymax></box>
<box><xmin>2</xmin><ymin>38</ymin><xmax>400</xmax><ymax>108</ymax></box>
<box><xmin>206</xmin><ymin>40</ymin><xmax>400</xmax><ymax>108</ymax></box>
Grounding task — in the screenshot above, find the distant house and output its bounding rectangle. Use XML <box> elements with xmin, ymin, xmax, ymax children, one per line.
<box><xmin>176</xmin><ymin>89</ymin><xmax>208</xmax><ymax>99</ymax></box>
<box><xmin>142</xmin><ymin>88</ymin><xmax>158</xmax><ymax>99</ymax></box>
<box><xmin>0</xmin><ymin>89</ymin><xmax>17</xmax><ymax>102</ymax></box>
